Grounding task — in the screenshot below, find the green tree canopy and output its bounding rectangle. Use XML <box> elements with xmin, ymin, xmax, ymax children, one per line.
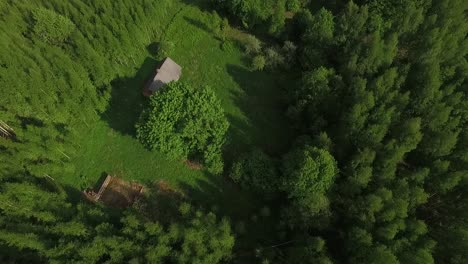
<box><xmin>281</xmin><ymin>145</ymin><xmax>338</xmax><ymax>229</ymax></box>
<box><xmin>282</xmin><ymin>145</ymin><xmax>337</xmax><ymax>198</ymax></box>
<box><xmin>229</xmin><ymin>148</ymin><xmax>279</xmax><ymax>193</ymax></box>
<box><xmin>136</xmin><ymin>82</ymin><xmax>229</xmax><ymax>173</ymax></box>
<box><xmin>32</xmin><ymin>8</ymin><xmax>75</xmax><ymax>44</ymax></box>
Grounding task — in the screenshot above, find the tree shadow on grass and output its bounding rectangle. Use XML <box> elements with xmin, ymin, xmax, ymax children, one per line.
<box><xmin>177</xmin><ymin>171</ymin><xmax>285</xmax><ymax>261</ymax></box>
<box><xmin>102</xmin><ymin>56</ymin><xmax>159</xmax><ymax>136</ymax></box>
<box><xmin>225</xmin><ymin>64</ymin><xmax>296</xmax><ymax>157</ymax></box>
<box><xmin>179</xmin><ymin>0</ymin><xmax>213</xmax><ymax>11</ymax></box>
<box><xmin>146</xmin><ymin>42</ymin><xmax>160</xmax><ymax>57</ymax></box>
<box><xmin>183</xmin><ymin>15</ymin><xmax>226</xmax><ymax>43</ymax></box>
<box><xmin>135</xmin><ymin>181</ymin><xmax>186</xmax><ymax>225</ymax></box>
<box><xmin>183</xmin><ymin>16</ymin><xmax>213</xmax><ymax>34</ymax></box>
<box><xmin>177</xmin><ymin>171</ymin><xmax>259</xmax><ymax>221</ymax></box>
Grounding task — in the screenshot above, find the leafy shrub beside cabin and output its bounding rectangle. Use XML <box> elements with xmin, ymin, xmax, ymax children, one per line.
<box><xmin>32</xmin><ymin>8</ymin><xmax>75</xmax><ymax>44</ymax></box>
<box><xmin>136</xmin><ymin>82</ymin><xmax>229</xmax><ymax>173</ymax></box>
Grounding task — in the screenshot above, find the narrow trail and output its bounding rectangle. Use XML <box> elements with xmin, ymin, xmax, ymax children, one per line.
<box><xmin>161</xmin><ymin>5</ymin><xmax>185</xmax><ymax>40</ymax></box>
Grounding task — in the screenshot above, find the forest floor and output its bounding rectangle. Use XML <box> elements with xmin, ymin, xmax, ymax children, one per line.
<box><xmin>63</xmin><ymin>0</ymin><xmax>293</xmax><ymax>254</ymax></box>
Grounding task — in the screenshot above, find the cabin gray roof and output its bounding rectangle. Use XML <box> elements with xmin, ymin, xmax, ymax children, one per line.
<box><xmin>148</xmin><ymin>57</ymin><xmax>182</xmax><ymax>92</ymax></box>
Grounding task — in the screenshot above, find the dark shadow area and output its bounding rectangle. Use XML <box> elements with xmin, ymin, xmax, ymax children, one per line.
<box><xmin>62</xmin><ymin>183</ymin><xmax>126</xmax><ymax>227</ymax></box>
<box><xmin>102</xmin><ymin>56</ymin><xmax>160</xmax><ymax>136</ymax></box>
<box><xmin>98</xmin><ymin>188</ymin><xmax>131</xmax><ymax>208</ymax></box>
<box><xmin>135</xmin><ymin>181</ymin><xmax>185</xmax><ymax>225</ymax></box>
<box><xmin>223</xmin><ymin>113</ymin><xmax>254</xmax><ymax>162</ymax></box>
<box><xmin>309</xmin><ymin>0</ymin><xmax>348</xmax><ymax>13</ymax></box>
<box><xmin>178</xmin><ymin>172</ymin><xmax>258</xmax><ymax>221</ymax></box>
<box><xmin>178</xmin><ymin>0</ymin><xmax>251</xmax><ymax>33</ymax></box>
<box><xmin>225</xmin><ymin>64</ymin><xmax>296</xmax><ymax>158</ymax></box>
<box><xmin>177</xmin><ymin>171</ymin><xmax>284</xmax><ymax>262</ymax></box>
<box><xmin>62</xmin><ymin>184</ymin><xmax>85</xmax><ymax>204</ymax></box>
<box><xmin>18</xmin><ymin>116</ymin><xmax>44</xmax><ymax>128</ymax></box>
<box><xmin>36</xmin><ymin>176</ymin><xmax>84</xmax><ymax>206</ymax></box>
<box><xmin>92</xmin><ymin>172</ymin><xmax>108</xmax><ymax>191</ymax></box>
<box><xmin>146</xmin><ymin>42</ymin><xmax>160</xmax><ymax>57</ymax></box>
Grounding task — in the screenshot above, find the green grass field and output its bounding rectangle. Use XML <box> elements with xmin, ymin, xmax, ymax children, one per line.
<box><xmin>63</xmin><ymin>1</ymin><xmax>293</xmax><ymax>232</ymax></box>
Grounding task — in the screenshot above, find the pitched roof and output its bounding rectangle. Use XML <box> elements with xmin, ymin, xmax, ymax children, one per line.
<box><xmin>148</xmin><ymin>57</ymin><xmax>182</xmax><ymax>92</ymax></box>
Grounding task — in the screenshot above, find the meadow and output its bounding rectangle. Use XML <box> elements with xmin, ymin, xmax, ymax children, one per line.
<box><xmin>63</xmin><ymin>1</ymin><xmax>293</xmax><ymax>229</ymax></box>
<box><xmin>2</xmin><ymin>0</ymin><xmax>465</xmax><ymax>262</ymax></box>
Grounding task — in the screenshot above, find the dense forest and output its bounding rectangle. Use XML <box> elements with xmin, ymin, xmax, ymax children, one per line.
<box><xmin>0</xmin><ymin>0</ymin><xmax>466</xmax><ymax>263</ymax></box>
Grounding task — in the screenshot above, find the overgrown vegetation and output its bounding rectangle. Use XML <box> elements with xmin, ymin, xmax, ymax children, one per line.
<box><xmin>0</xmin><ymin>0</ymin><xmax>466</xmax><ymax>263</ymax></box>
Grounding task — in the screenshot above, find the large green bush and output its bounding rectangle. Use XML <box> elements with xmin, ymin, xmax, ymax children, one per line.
<box><xmin>251</xmin><ymin>55</ymin><xmax>266</xmax><ymax>71</ymax></box>
<box><xmin>281</xmin><ymin>145</ymin><xmax>337</xmax><ymax>227</ymax></box>
<box><xmin>32</xmin><ymin>8</ymin><xmax>75</xmax><ymax>44</ymax></box>
<box><xmin>229</xmin><ymin>148</ymin><xmax>278</xmax><ymax>193</ymax></box>
<box><xmin>136</xmin><ymin>82</ymin><xmax>229</xmax><ymax>173</ymax></box>
<box><xmin>282</xmin><ymin>145</ymin><xmax>337</xmax><ymax>197</ymax></box>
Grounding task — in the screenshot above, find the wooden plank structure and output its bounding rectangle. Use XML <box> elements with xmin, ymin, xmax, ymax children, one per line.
<box><xmin>84</xmin><ymin>175</ymin><xmax>145</xmax><ymax>208</ymax></box>
<box><xmin>0</xmin><ymin>120</ymin><xmax>15</xmax><ymax>139</ymax></box>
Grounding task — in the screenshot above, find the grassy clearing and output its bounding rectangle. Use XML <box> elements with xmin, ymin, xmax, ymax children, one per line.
<box><xmin>64</xmin><ymin>1</ymin><xmax>293</xmax><ymax>239</ymax></box>
<box><xmin>164</xmin><ymin>4</ymin><xmax>294</xmax><ymax>155</ymax></box>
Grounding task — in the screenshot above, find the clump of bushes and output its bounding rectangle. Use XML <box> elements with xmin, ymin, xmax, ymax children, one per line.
<box><xmin>242</xmin><ymin>38</ymin><xmax>297</xmax><ymax>71</ymax></box>
<box><xmin>221</xmin><ymin>41</ymin><xmax>236</xmax><ymax>52</ymax></box>
<box><xmin>212</xmin><ymin>15</ymin><xmax>233</xmax><ymax>51</ymax></box>
<box><xmin>269</xmin><ymin>0</ymin><xmax>286</xmax><ymax>36</ymax></box>
<box><xmin>264</xmin><ymin>41</ymin><xmax>298</xmax><ymax>70</ymax></box>
<box><xmin>220</xmin><ymin>18</ymin><xmax>230</xmax><ymax>41</ymax></box>
<box><xmin>210</xmin><ymin>10</ymin><xmax>223</xmax><ymax>36</ymax></box>
<box><xmin>264</xmin><ymin>47</ymin><xmax>285</xmax><ymax>69</ymax></box>
<box><xmin>251</xmin><ymin>55</ymin><xmax>266</xmax><ymax>71</ymax></box>
<box><xmin>32</xmin><ymin>8</ymin><xmax>75</xmax><ymax>44</ymax></box>
<box><xmin>286</xmin><ymin>0</ymin><xmax>302</xmax><ymax>12</ymax></box>
<box><xmin>243</xmin><ymin>35</ymin><xmax>262</xmax><ymax>55</ymax></box>
<box><xmin>282</xmin><ymin>40</ymin><xmax>298</xmax><ymax>66</ymax></box>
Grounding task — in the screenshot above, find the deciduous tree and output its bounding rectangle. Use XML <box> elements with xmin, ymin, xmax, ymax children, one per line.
<box><xmin>136</xmin><ymin>82</ymin><xmax>229</xmax><ymax>173</ymax></box>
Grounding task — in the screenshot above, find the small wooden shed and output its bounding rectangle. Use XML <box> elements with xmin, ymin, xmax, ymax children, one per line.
<box><xmin>143</xmin><ymin>57</ymin><xmax>182</xmax><ymax>96</ymax></box>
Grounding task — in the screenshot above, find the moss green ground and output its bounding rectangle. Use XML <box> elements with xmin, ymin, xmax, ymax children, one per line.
<box><xmin>63</xmin><ymin>1</ymin><xmax>293</xmax><ymax>248</ymax></box>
